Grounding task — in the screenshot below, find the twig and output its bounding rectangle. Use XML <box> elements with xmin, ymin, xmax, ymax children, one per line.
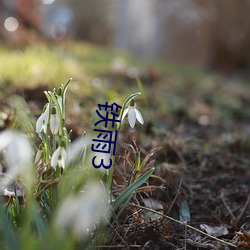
<box><xmin>129</xmin><ymin>203</ymin><xmax>237</xmax><ymax>249</ymax></box>
<box><xmin>34</xmin><ymin>179</ymin><xmax>59</xmax><ymax>198</ymax></box>
<box><xmin>89</xmin><ymin>245</ymin><xmax>142</xmax><ymax>249</ymax></box>
<box><xmin>166</xmin><ymin>178</ymin><xmax>183</xmax><ymax>215</ymax></box>
<box><xmin>89</xmin><ymin>244</ymin><xmax>141</xmax><ymax>248</ymax></box>
<box><xmin>184</xmin><ymin>221</ymin><xmax>187</xmax><ymax>250</ymax></box>
<box><xmin>39</xmin><ymin>177</ymin><xmax>60</xmax><ymax>184</ymax></box>
<box><xmin>221</xmin><ymin>190</ymin><xmax>236</xmax><ymax>221</ymax></box>
<box><xmin>233</xmin><ymin>192</ymin><xmax>250</xmax><ymax>227</ymax></box>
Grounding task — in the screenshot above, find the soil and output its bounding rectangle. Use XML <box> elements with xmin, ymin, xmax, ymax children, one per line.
<box><xmin>1</xmin><ymin>70</ymin><xmax>250</xmax><ymax>250</ymax></box>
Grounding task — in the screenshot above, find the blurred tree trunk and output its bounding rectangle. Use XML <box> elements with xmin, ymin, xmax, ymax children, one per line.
<box><xmin>16</xmin><ymin>0</ymin><xmax>41</xmax><ymax>31</ymax></box>
<box><xmin>67</xmin><ymin>0</ymin><xmax>113</xmax><ymax>44</ymax></box>
<box><xmin>161</xmin><ymin>0</ymin><xmax>250</xmax><ymax>71</ymax></box>
<box><xmin>15</xmin><ymin>0</ymin><xmax>42</xmax><ymax>45</ymax></box>
<box><xmin>204</xmin><ymin>0</ymin><xmax>250</xmax><ymax>71</ymax></box>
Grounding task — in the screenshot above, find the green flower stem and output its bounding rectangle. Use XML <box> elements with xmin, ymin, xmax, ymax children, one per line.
<box><xmin>47</xmin><ymin>79</ymin><xmax>71</xmax><ymax>137</ymax></box>
<box><xmin>44</xmin><ymin>95</ymin><xmax>53</xmax><ymax>164</ymax></box>
<box><xmin>48</xmin><ymin>92</ymin><xmax>63</xmax><ymax>136</ymax></box>
<box><xmin>61</xmin><ymin>78</ymin><xmax>72</xmax><ymax>126</ymax></box>
<box><xmin>63</xmin><ymin>127</ymin><xmax>70</xmax><ymax>150</ymax></box>
<box><xmin>52</xmin><ymin>134</ymin><xmax>56</xmax><ymax>152</ymax></box>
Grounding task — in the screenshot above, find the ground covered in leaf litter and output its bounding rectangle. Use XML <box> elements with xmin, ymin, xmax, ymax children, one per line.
<box><xmin>1</xmin><ymin>60</ymin><xmax>250</xmax><ymax>250</ymax></box>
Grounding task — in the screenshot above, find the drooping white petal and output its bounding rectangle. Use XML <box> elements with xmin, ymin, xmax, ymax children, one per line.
<box><xmin>128</xmin><ymin>107</ymin><xmax>136</xmax><ymax>128</ymax></box>
<box><xmin>122</xmin><ymin>102</ymin><xmax>144</xmax><ymax>128</ymax></box>
<box><xmin>44</xmin><ymin>103</ymin><xmax>50</xmax><ymax>117</ymax></box>
<box><xmin>121</xmin><ymin>107</ymin><xmax>129</xmax><ymax>121</ymax></box>
<box><xmin>0</xmin><ymin>130</ymin><xmax>14</xmax><ymax>151</ymax></box>
<box><xmin>59</xmin><ymin>148</ymin><xmax>67</xmax><ymax>169</ymax></box>
<box><xmin>0</xmin><ymin>130</ymin><xmax>33</xmax><ymax>190</ymax></box>
<box><xmin>55</xmin><ymin>195</ymin><xmax>79</xmax><ymax>231</ymax></box>
<box><xmin>41</xmin><ymin>121</ymin><xmax>48</xmax><ymax>133</ymax></box>
<box><xmin>55</xmin><ymin>183</ymin><xmax>109</xmax><ymax>240</ymax></box>
<box><xmin>57</xmin><ymin>158</ymin><xmax>65</xmax><ymax>169</ymax></box>
<box><xmin>67</xmin><ymin>135</ymin><xmax>90</xmax><ymax>163</ymax></box>
<box><xmin>5</xmin><ymin>133</ymin><xmax>32</xmax><ymax>170</ymax></box>
<box><xmin>135</xmin><ymin>109</ymin><xmax>144</xmax><ymax>125</ymax></box>
<box><xmin>51</xmin><ymin>147</ymin><xmax>61</xmax><ymax>168</ymax></box>
<box><xmin>50</xmin><ymin>114</ymin><xmax>59</xmax><ymax>135</ymax></box>
<box><xmin>61</xmin><ymin>148</ymin><xmax>67</xmax><ymax>160</ymax></box>
<box><xmin>51</xmin><ymin>147</ymin><xmax>67</xmax><ymax>169</ymax></box>
<box><xmin>36</xmin><ymin>113</ymin><xmax>45</xmax><ymax>133</ymax></box>
<box><xmin>36</xmin><ymin>104</ymin><xmax>50</xmax><ymax>134</ymax></box>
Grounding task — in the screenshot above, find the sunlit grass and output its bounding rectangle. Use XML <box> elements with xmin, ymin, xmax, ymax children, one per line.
<box><xmin>0</xmin><ymin>44</ymin><xmax>85</xmax><ymax>86</ymax></box>
<box><xmin>0</xmin><ymin>42</ymin><xmax>206</xmax><ymax>87</ymax></box>
<box><xmin>0</xmin><ymin>41</ymin><xmax>247</xmax><ymax>129</ymax></box>
<box><xmin>0</xmin><ymin>42</ymin><xmax>134</xmax><ymax>87</ymax></box>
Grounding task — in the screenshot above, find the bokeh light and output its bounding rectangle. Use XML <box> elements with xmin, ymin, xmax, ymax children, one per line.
<box><xmin>50</xmin><ymin>24</ymin><xmax>67</xmax><ymax>40</ymax></box>
<box><xmin>4</xmin><ymin>17</ymin><xmax>19</xmax><ymax>32</ymax></box>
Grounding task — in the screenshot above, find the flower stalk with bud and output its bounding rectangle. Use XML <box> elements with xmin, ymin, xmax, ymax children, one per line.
<box><xmin>35</xmin><ymin>79</ymin><xmax>72</xmax><ymax>188</ymax></box>
<box><xmin>106</xmin><ymin>92</ymin><xmax>143</xmax><ymax>193</ymax></box>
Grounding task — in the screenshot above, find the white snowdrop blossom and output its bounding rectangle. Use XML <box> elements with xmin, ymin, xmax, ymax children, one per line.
<box><xmin>55</xmin><ymin>183</ymin><xmax>109</xmax><ymax>241</ymax></box>
<box><xmin>122</xmin><ymin>99</ymin><xmax>144</xmax><ymax>128</ymax></box>
<box><xmin>67</xmin><ymin>135</ymin><xmax>91</xmax><ymax>163</ymax></box>
<box><xmin>50</xmin><ymin>106</ymin><xmax>60</xmax><ymax>135</ymax></box>
<box><xmin>0</xmin><ymin>130</ymin><xmax>33</xmax><ymax>189</ymax></box>
<box><xmin>36</xmin><ymin>103</ymin><xmax>50</xmax><ymax>133</ymax></box>
<box><xmin>51</xmin><ymin>145</ymin><xmax>67</xmax><ymax>169</ymax></box>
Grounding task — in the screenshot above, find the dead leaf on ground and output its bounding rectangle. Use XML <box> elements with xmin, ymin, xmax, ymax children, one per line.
<box><xmin>237</xmin><ymin>231</ymin><xmax>250</xmax><ymax>248</ymax></box>
<box><xmin>200</xmin><ymin>224</ymin><xmax>229</xmax><ymax>237</ymax></box>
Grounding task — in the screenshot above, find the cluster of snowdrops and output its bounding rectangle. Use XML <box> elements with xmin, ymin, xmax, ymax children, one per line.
<box><xmin>0</xmin><ymin>79</ymin><xmax>153</xmax><ymax>249</ymax></box>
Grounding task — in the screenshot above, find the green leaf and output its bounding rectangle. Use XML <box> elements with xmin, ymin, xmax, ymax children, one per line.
<box><xmin>135</xmin><ymin>152</ymin><xmax>141</xmax><ymax>172</ymax></box>
<box><xmin>0</xmin><ymin>208</ymin><xmax>21</xmax><ymax>250</ymax></box>
<box><xmin>62</xmin><ymin>78</ymin><xmax>72</xmax><ymax>98</ymax></box>
<box><xmin>32</xmin><ymin>209</ymin><xmax>46</xmax><ymax>237</ymax></box>
<box><xmin>179</xmin><ymin>199</ymin><xmax>191</xmax><ymax>222</ymax></box>
<box><xmin>112</xmin><ymin>167</ymin><xmax>154</xmax><ymax>211</ymax></box>
<box><xmin>112</xmin><ymin>193</ymin><xmax>133</xmax><ymax>225</ymax></box>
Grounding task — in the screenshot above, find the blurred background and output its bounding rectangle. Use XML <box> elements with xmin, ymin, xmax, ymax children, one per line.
<box><xmin>0</xmin><ymin>2</ymin><xmax>250</xmax><ymax>249</ymax></box>
<box><xmin>1</xmin><ymin>0</ymin><xmax>250</xmax><ymax>73</ymax></box>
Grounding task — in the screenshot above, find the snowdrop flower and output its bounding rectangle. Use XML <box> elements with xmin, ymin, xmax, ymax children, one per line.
<box><xmin>36</xmin><ymin>103</ymin><xmax>50</xmax><ymax>133</ymax></box>
<box><xmin>50</xmin><ymin>106</ymin><xmax>59</xmax><ymax>135</ymax></box>
<box><xmin>51</xmin><ymin>143</ymin><xmax>67</xmax><ymax>169</ymax></box>
<box><xmin>122</xmin><ymin>99</ymin><xmax>144</xmax><ymax>128</ymax></box>
<box><xmin>67</xmin><ymin>134</ymin><xmax>90</xmax><ymax>164</ymax></box>
<box><xmin>0</xmin><ymin>130</ymin><xmax>33</xmax><ymax>190</ymax></box>
<box><xmin>54</xmin><ymin>182</ymin><xmax>109</xmax><ymax>241</ymax></box>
